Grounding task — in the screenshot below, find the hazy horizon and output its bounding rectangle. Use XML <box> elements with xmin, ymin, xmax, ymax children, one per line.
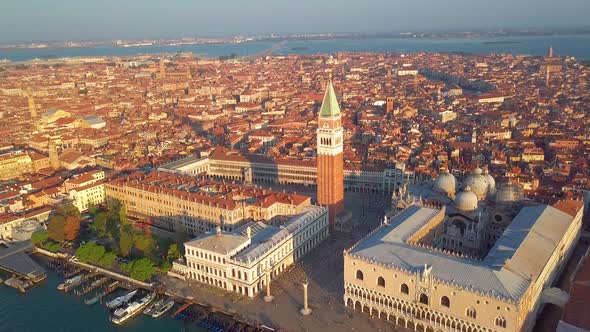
<box><xmin>1</xmin><ymin>0</ymin><xmax>590</xmax><ymax>43</ymax></box>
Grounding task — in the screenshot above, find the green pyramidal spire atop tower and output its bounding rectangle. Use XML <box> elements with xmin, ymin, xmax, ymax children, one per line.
<box><xmin>319</xmin><ymin>77</ymin><xmax>341</xmax><ymax>117</ymax></box>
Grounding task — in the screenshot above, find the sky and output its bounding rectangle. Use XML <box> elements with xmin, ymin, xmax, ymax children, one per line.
<box><xmin>1</xmin><ymin>0</ymin><xmax>589</xmax><ymax>43</ymax></box>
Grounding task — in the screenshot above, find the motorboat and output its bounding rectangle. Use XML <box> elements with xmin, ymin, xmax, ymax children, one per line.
<box><xmin>57</xmin><ymin>275</ymin><xmax>83</xmax><ymax>291</ymax></box>
<box><xmin>143</xmin><ymin>298</ymin><xmax>164</xmax><ymax>316</ymax></box>
<box><xmin>151</xmin><ymin>299</ymin><xmax>175</xmax><ymax>318</ymax></box>
<box><xmin>106</xmin><ymin>289</ymin><xmax>138</xmax><ymax>309</ymax></box>
<box><xmin>111</xmin><ymin>292</ymin><xmax>155</xmax><ymax>325</ymax></box>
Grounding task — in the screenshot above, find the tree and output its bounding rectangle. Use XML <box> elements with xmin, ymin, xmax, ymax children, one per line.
<box><xmin>87</xmin><ymin>203</ymin><xmax>98</xmax><ymax>216</ymax></box>
<box><xmin>174</xmin><ymin>219</ymin><xmax>189</xmax><ymax>243</ymax></box>
<box><xmin>31</xmin><ymin>230</ymin><xmax>48</xmax><ymax>245</ymax></box>
<box><xmin>133</xmin><ymin>231</ymin><xmax>154</xmax><ymax>255</ymax></box>
<box><xmin>75</xmin><ymin>242</ymin><xmax>105</xmax><ymax>264</ymax></box>
<box><xmin>47</xmin><ymin>203</ymin><xmax>83</xmax><ymax>243</ymax></box>
<box><xmin>120</xmin><ymin>261</ymin><xmax>133</xmax><ymax>274</ymax></box>
<box><xmin>91</xmin><ymin>212</ymin><xmax>108</xmax><ymax>237</ymax></box>
<box><xmin>98</xmin><ymin>252</ymin><xmax>117</xmax><ymax>269</ymax></box>
<box><xmin>64</xmin><ymin>216</ymin><xmax>81</xmax><ymax>241</ymax></box>
<box><xmin>43</xmin><ymin>242</ymin><xmax>62</xmax><ymax>253</ymax></box>
<box><xmin>119</xmin><ymin>226</ymin><xmax>134</xmax><ymax>257</ymax></box>
<box><xmin>118</xmin><ymin>204</ymin><xmax>128</xmax><ymax>225</ymax></box>
<box><xmin>160</xmin><ymin>261</ymin><xmax>171</xmax><ymax>273</ymax></box>
<box><xmin>129</xmin><ymin>258</ymin><xmax>157</xmax><ymax>282</ymax></box>
<box><xmin>107</xmin><ymin>199</ymin><xmax>122</xmax><ymax>220</ymax></box>
<box><xmin>167</xmin><ymin>243</ymin><xmax>181</xmax><ymax>262</ymax></box>
<box><xmin>47</xmin><ymin>215</ymin><xmax>66</xmax><ymax>242</ymax></box>
<box><xmin>56</xmin><ymin>203</ymin><xmax>81</xmax><ymax>219</ymax></box>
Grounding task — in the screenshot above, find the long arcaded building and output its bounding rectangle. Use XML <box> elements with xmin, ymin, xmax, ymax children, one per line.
<box><xmin>343</xmin><ymin>201</ymin><xmax>583</xmax><ymax>332</ymax></box>
<box><xmin>158</xmin><ymin>148</ymin><xmax>415</xmax><ymax>195</ymax></box>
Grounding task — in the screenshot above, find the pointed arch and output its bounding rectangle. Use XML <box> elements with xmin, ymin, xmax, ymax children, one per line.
<box><xmin>356</xmin><ymin>270</ymin><xmax>364</xmax><ymax>280</ymax></box>
<box><xmin>400</xmin><ymin>283</ymin><xmax>409</xmax><ymax>294</ymax></box>
<box><xmin>466</xmin><ymin>307</ymin><xmax>477</xmax><ymax>319</ymax></box>
<box><xmin>495</xmin><ymin>316</ymin><xmax>507</xmax><ymax>328</ymax></box>
<box><xmin>419</xmin><ymin>293</ymin><xmax>429</xmax><ymax>305</ymax></box>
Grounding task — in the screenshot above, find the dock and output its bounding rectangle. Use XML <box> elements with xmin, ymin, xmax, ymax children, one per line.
<box><xmin>85</xmin><ymin>280</ymin><xmax>120</xmax><ymax>305</ymax></box>
<box><xmin>48</xmin><ymin>258</ymin><xmax>81</xmax><ymax>277</ymax></box>
<box><xmin>62</xmin><ymin>271</ymin><xmax>98</xmax><ymax>292</ymax></box>
<box><xmin>0</xmin><ymin>241</ymin><xmax>46</xmax><ymax>290</ymax></box>
<box><xmin>74</xmin><ymin>276</ymin><xmax>110</xmax><ymax>296</ymax></box>
<box><xmin>37</xmin><ymin>255</ymin><xmax>270</xmax><ymax>330</ymax></box>
<box><xmin>172</xmin><ymin>301</ymin><xmax>193</xmax><ymax>318</ymax></box>
<box><xmin>4</xmin><ymin>276</ymin><xmax>33</xmax><ymax>293</ymax></box>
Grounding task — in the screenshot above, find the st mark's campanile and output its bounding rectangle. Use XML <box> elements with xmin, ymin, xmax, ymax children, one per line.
<box><xmin>316</xmin><ymin>77</ymin><xmax>344</xmax><ymax>225</ymax></box>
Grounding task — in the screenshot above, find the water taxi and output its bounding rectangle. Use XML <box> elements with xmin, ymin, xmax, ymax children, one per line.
<box><xmin>151</xmin><ymin>299</ymin><xmax>175</xmax><ymax>318</ymax></box>
<box><xmin>111</xmin><ymin>292</ymin><xmax>155</xmax><ymax>325</ymax></box>
<box><xmin>106</xmin><ymin>289</ymin><xmax>138</xmax><ymax>309</ymax></box>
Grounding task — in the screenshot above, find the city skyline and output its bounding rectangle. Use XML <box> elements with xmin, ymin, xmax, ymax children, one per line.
<box><xmin>1</xmin><ymin>1</ymin><xmax>590</xmax><ymax>331</ymax></box>
<box><xmin>1</xmin><ymin>0</ymin><xmax>590</xmax><ymax>43</ymax></box>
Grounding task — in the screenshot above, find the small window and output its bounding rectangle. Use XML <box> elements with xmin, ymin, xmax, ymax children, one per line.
<box><xmin>495</xmin><ymin>214</ymin><xmax>502</xmax><ymax>222</ymax></box>
<box><xmin>495</xmin><ymin>316</ymin><xmax>507</xmax><ymax>328</ymax></box>
<box><xmin>400</xmin><ymin>283</ymin><xmax>409</xmax><ymax>294</ymax></box>
<box><xmin>441</xmin><ymin>296</ymin><xmax>450</xmax><ymax>308</ymax></box>
<box><xmin>419</xmin><ymin>293</ymin><xmax>429</xmax><ymax>305</ymax></box>
<box><xmin>466</xmin><ymin>307</ymin><xmax>477</xmax><ymax>319</ymax></box>
<box><xmin>356</xmin><ymin>270</ymin><xmax>364</xmax><ymax>281</ymax></box>
<box><xmin>377</xmin><ymin>277</ymin><xmax>385</xmax><ymax>287</ymax></box>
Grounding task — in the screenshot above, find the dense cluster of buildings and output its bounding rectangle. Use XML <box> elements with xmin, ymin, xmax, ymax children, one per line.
<box><xmin>0</xmin><ymin>49</ymin><xmax>588</xmax><ymax>330</ymax></box>
<box><xmin>0</xmin><ymin>50</ymin><xmax>587</xmax><ymax>199</ymax></box>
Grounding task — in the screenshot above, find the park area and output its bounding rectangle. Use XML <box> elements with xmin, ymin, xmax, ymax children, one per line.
<box><xmin>30</xmin><ymin>200</ymin><xmax>182</xmax><ymax>282</ymax></box>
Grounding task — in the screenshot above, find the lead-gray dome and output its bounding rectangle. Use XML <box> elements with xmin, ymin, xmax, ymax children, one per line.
<box><xmin>433</xmin><ymin>170</ymin><xmax>456</xmax><ymax>196</ymax></box>
<box><xmin>483</xmin><ymin>169</ymin><xmax>496</xmax><ymax>194</ymax></box>
<box><xmin>454</xmin><ymin>186</ymin><xmax>478</xmax><ymax>212</ymax></box>
<box><xmin>464</xmin><ymin>167</ymin><xmax>488</xmax><ymax>200</ymax></box>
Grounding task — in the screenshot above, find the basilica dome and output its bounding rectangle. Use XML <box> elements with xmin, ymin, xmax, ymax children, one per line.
<box><xmin>454</xmin><ymin>186</ymin><xmax>478</xmax><ymax>212</ymax></box>
<box><xmin>483</xmin><ymin>169</ymin><xmax>496</xmax><ymax>194</ymax></box>
<box><xmin>433</xmin><ymin>170</ymin><xmax>456</xmax><ymax>196</ymax></box>
<box><xmin>464</xmin><ymin>167</ymin><xmax>488</xmax><ymax>200</ymax></box>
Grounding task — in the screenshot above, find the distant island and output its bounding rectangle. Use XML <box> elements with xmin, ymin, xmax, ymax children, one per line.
<box><xmin>2</xmin><ymin>28</ymin><xmax>590</xmax><ymax>51</ymax></box>
<box><xmin>291</xmin><ymin>47</ymin><xmax>309</xmax><ymax>51</ymax></box>
<box><xmin>482</xmin><ymin>41</ymin><xmax>521</xmax><ymax>45</ymax></box>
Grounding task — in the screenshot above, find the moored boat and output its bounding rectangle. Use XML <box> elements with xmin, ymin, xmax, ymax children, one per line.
<box><xmin>57</xmin><ymin>275</ymin><xmax>83</xmax><ymax>291</ymax></box>
<box><xmin>89</xmin><ymin>277</ymin><xmax>108</xmax><ymax>288</ymax></box>
<box><xmin>111</xmin><ymin>292</ymin><xmax>155</xmax><ymax>325</ymax></box>
<box><xmin>106</xmin><ymin>289</ymin><xmax>138</xmax><ymax>309</ymax></box>
<box><xmin>143</xmin><ymin>298</ymin><xmax>164</xmax><ymax>316</ymax></box>
<box><xmin>151</xmin><ymin>299</ymin><xmax>175</xmax><ymax>318</ymax></box>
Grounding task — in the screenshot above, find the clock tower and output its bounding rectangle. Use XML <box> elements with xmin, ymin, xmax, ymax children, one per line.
<box><xmin>317</xmin><ymin>77</ymin><xmax>344</xmax><ymax>225</ymax></box>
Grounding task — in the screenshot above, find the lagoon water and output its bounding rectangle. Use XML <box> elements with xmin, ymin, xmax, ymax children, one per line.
<box><xmin>1</xmin><ymin>35</ymin><xmax>590</xmax><ymax>62</ymax></box>
<box><xmin>0</xmin><ymin>257</ymin><xmax>203</xmax><ymax>332</ymax></box>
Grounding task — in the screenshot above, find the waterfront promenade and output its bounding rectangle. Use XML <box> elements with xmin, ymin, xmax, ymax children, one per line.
<box><xmin>160</xmin><ymin>232</ymin><xmax>404</xmax><ymax>332</ymax></box>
